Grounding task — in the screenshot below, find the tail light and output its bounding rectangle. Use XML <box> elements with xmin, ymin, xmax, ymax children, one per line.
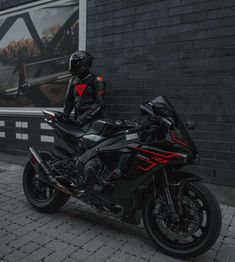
<box><xmin>44</xmin><ymin>110</ymin><xmax>56</xmax><ymax>122</ymax></box>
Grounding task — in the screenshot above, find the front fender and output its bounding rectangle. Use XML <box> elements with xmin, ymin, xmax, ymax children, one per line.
<box><xmin>168</xmin><ymin>171</ymin><xmax>201</xmax><ymax>185</ymax></box>
<box><xmin>132</xmin><ymin>169</ymin><xmax>201</xmax><ymax>210</ymax></box>
<box><xmin>140</xmin><ymin>167</ymin><xmax>201</xmax><ymax>187</ymax></box>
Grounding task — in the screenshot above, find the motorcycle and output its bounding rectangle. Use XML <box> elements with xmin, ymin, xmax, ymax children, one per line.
<box><xmin>23</xmin><ymin>96</ymin><xmax>222</xmax><ymax>259</ymax></box>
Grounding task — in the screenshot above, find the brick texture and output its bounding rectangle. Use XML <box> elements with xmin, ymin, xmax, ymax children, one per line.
<box><xmin>86</xmin><ymin>0</ymin><xmax>235</xmax><ymax>185</ymax></box>
<box><xmin>0</xmin><ymin>0</ymin><xmax>235</xmax><ymax>185</ymax></box>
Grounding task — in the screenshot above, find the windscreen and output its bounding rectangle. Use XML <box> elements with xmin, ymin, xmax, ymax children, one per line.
<box><xmin>150</xmin><ymin>96</ymin><xmax>197</xmax><ymax>153</ymax></box>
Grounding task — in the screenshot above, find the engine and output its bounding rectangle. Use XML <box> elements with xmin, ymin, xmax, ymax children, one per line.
<box><xmin>83</xmin><ymin>157</ymin><xmax>104</xmax><ymax>187</ymax></box>
<box><xmin>78</xmin><ymin>157</ymin><xmax>123</xmax><ymax>192</ymax></box>
<box><xmin>51</xmin><ymin>155</ymin><xmax>122</xmax><ymax>193</ymax></box>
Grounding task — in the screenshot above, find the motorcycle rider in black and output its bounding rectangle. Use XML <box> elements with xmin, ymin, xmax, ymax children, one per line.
<box><xmin>63</xmin><ymin>51</ymin><xmax>105</xmax><ymax>129</ymax></box>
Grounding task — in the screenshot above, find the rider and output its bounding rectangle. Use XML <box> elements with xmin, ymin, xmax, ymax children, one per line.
<box><xmin>63</xmin><ymin>51</ymin><xmax>105</xmax><ymax>129</ymax></box>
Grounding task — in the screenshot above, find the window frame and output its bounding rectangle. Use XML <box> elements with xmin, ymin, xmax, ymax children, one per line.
<box><xmin>0</xmin><ymin>0</ymin><xmax>87</xmax><ymax>115</ymax></box>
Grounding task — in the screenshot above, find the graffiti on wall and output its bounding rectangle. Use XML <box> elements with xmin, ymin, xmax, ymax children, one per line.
<box><xmin>0</xmin><ymin>0</ymin><xmax>79</xmax><ymax>107</ymax></box>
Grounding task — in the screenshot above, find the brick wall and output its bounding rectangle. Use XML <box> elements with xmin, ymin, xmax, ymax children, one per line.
<box><xmin>0</xmin><ymin>0</ymin><xmax>235</xmax><ymax>185</ymax></box>
<box><xmin>0</xmin><ymin>115</ymin><xmax>63</xmax><ymax>153</ymax></box>
<box><xmin>87</xmin><ymin>0</ymin><xmax>235</xmax><ymax>185</ymax></box>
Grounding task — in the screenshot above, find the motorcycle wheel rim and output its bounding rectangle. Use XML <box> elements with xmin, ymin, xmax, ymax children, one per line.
<box><xmin>26</xmin><ymin>167</ymin><xmax>56</xmax><ymax>203</ymax></box>
<box><xmin>150</xmin><ymin>183</ymin><xmax>211</xmax><ymax>249</ymax></box>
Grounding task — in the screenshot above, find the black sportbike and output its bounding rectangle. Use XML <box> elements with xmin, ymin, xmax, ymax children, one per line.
<box><xmin>23</xmin><ymin>96</ymin><xmax>221</xmax><ymax>259</ymax></box>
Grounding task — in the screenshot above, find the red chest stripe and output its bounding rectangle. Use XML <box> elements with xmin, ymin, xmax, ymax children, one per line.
<box><xmin>75</xmin><ymin>84</ymin><xmax>88</xmax><ymax>96</ymax></box>
<box><xmin>97</xmin><ymin>75</ymin><xmax>104</xmax><ymax>81</ymax></box>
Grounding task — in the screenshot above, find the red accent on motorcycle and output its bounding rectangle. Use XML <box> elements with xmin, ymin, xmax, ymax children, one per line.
<box><xmin>136</xmin><ymin>156</ymin><xmax>158</xmax><ymax>171</ymax></box>
<box><xmin>75</xmin><ymin>84</ymin><xmax>88</xmax><ymax>96</ymax></box>
<box><xmin>30</xmin><ymin>155</ymin><xmax>39</xmax><ymax>170</ymax></box>
<box><xmin>151</xmin><ymin>156</ymin><xmax>169</xmax><ymax>164</ymax></box>
<box><xmin>171</xmin><ymin>130</ymin><xmax>190</xmax><ymax>148</ymax></box>
<box><xmin>31</xmin><ymin>156</ymin><xmax>37</xmax><ymax>166</ymax></box>
<box><xmin>132</xmin><ymin>147</ymin><xmax>182</xmax><ymax>159</ymax></box>
<box><xmin>45</xmin><ymin>111</ymin><xmax>56</xmax><ymax>121</ymax></box>
<box><xmin>133</xmin><ymin>147</ymin><xmax>182</xmax><ymax>172</ymax></box>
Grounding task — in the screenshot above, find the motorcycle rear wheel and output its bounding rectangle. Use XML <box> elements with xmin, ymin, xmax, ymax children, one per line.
<box><xmin>143</xmin><ymin>181</ymin><xmax>221</xmax><ymax>259</ymax></box>
<box><xmin>23</xmin><ymin>153</ymin><xmax>70</xmax><ymax>213</ymax></box>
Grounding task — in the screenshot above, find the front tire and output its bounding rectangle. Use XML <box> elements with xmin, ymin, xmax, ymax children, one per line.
<box><xmin>23</xmin><ymin>154</ymin><xmax>70</xmax><ymax>213</ymax></box>
<box><xmin>143</xmin><ymin>182</ymin><xmax>222</xmax><ymax>259</ymax></box>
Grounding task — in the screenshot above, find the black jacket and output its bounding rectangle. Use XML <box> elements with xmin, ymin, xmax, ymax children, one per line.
<box><xmin>63</xmin><ymin>74</ymin><xmax>105</xmax><ymax>123</ymax></box>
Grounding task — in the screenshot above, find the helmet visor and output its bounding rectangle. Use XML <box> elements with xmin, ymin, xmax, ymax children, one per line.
<box><xmin>69</xmin><ymin>58</ymin><xmax>83</xmax><ymax>74</ymax></box>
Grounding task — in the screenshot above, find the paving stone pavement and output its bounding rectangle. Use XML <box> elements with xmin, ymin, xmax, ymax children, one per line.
<box><xmin>0</xmin><ymin>161</ymin><xmax>235</xmax><ymax>262</ymax></box>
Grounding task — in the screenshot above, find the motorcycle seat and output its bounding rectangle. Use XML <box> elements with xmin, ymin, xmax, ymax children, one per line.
<box><xmin>54</xmin><ymin>122</ymin><xmax>85</xmax><ymax>138</ymax></box>
<box><xmin>86</xmin><ymin>120</ymin><xmax>107</xmax><ymax>135</ymax></box>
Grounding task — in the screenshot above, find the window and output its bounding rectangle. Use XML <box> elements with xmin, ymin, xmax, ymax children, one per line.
<box><xmin>0</xmin><ymin>0</ymin><xmax>87</xmax><ymax>111</ymax></box>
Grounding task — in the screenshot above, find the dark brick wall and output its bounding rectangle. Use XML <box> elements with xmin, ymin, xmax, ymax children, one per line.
<box><xmin>87</xmin><ymin>0</ymin><xmax>235</xmax><ymax>185</ymax></box>
<box><xmin>0</xmin><ymin>0</ymin><xmax>235</xmax><ymax>185</ymax></box>
<box><xmin>0</xmin><ymin>115</ymin><xmax>64</xmax><ymax>153</ymax></box>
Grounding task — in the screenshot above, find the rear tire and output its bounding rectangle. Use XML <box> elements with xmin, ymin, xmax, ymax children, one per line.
<box><xmin>143</xmin><ymin>181</ymin><xmax>222</xmax><ymax>259</ymax></box>
<box><xmin>22</xmin><ymin>153</ymin><xmax>70</xmax><ymax>213</ymax></box>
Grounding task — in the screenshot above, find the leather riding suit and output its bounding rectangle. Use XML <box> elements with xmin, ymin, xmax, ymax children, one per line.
<box><xmin>63</xmin><ymin>74</ymin><xmax>105</xmax><ymax>126</ymax></box>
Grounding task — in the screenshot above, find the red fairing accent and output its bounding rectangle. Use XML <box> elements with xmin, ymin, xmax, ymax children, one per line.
<box><xmin>133</xmin><ymin>146</ymin><xmax>182</xmax><ymax>172</ymax></box>
<box><xmin>75</xmin><ymin>84</ymin><xmax>88</xmax><ymax>96</ymax></box>
<box><xmin>136</xmin><ymin>156</ymin><xmax>158</xmax><ymax>171</ymax></box>
<box><xmin>171</xmin><ymin>130</ymin><xmax>190</xmax><ymax>148</ymax></box>
<box><xmin>151</xmin><ymin>157</ymin><xmax>168</xmax><ymax>164</ymax></box>
<box><xmin>132</xmin><ymin>147</ymin><xmax>182</xmax><ymax>159</ymax></box>
<box><xmin>97</xmin><ymin>75</ymin><xmax>104</xmax><ymax>81</ymax></box>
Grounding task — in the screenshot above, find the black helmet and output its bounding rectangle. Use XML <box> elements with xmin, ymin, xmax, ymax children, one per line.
<box><xmin>69</xmin><ymin>51</ymin><xmax>94</xmax><ymax>76</ymax></box>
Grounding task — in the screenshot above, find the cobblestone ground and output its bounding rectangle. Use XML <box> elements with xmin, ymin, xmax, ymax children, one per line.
<box><xmin>0</xmin><ymin>161</ymin><xmax>235</xmax><ymax>262</ymax></box>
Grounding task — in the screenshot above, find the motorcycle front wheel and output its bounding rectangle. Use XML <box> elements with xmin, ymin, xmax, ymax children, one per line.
<box><xmin>143</xmin><ymin>181</ymin><xmax>222</xmax><ymax>259</ymax></box>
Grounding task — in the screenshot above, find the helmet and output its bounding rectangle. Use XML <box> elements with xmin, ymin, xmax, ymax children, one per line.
<box><xmin>69</xmin><ymin>51</ymin><xmax>94</xmax><ymax>76</ymax></box>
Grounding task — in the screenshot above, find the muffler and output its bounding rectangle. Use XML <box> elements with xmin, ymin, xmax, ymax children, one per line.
<box><xmin>29</xmin><ymin>147</ymin><xmax>51</xmax><ymax>182</ymax></box>
<box><xmin>29</xmin><ymin>147</ymin><xmax>77</xmax><ymax>197</ymax></box>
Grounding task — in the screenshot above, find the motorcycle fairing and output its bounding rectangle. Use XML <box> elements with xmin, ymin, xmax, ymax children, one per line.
<box><xmin>151</xmin><ymin>96</ymin><xmax>198</xmax><ymax>154</ymax></box>
<box><xmin>80</xmin><ymin>140</ymin><xmax>190</xmax><ymax>223</ymax></box>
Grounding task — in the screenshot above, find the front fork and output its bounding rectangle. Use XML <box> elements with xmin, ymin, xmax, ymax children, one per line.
<box><xmin>152</xmin><ymin>167</ymin><xmax>180</xmax><ymax>222</ymax></box>
<box><xmin>162</xmin><ymin>168</ymin><xmax>180</xmax><ymax>222</ymax></box>
<box><xmin>153</xmin><ymin>168</ymin><xmax>201</xmax><ymax>221</ymax></box>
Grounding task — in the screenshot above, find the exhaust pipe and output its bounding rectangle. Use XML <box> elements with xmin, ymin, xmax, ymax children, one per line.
<box><xmin>29</xmin><ymin>147</ymin><xmax>78</xmax><ymax>197</ymax></box>
<box><xmin>29</xmin><ymin>147</ymin><xmax>51</xmax><ymax>181</ymax></box>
